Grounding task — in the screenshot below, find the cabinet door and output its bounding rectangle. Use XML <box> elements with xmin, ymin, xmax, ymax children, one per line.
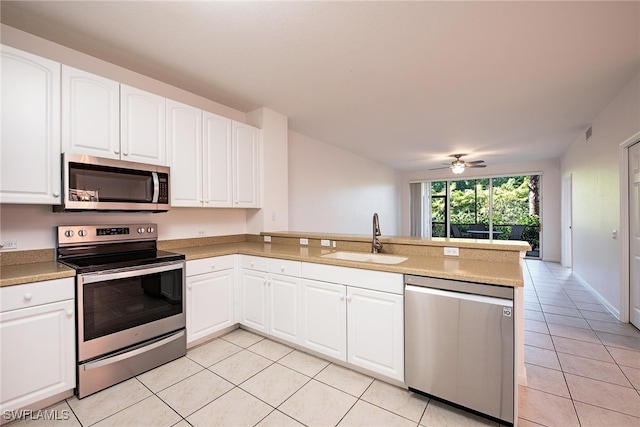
<box><xmin>186</xmin><ymin>269</ymin><xmax>234</xmax><ymax>345</ymax></box>
<box><xmin>62</xmin><ymin>65</ymin><xmax>120</xmax><ymax>159</ymax></box>
<box><xmin>240</xmin><ymin>269</ymin><xmax>269</xmax><ymax>333</ymax></box>
<box><xmin>347</xmin><ymin>287</ymin><xmax>404</xmax><ymax>381</ymax></box>
<box><xmin>0</xmin><ymin>45</ymin><xmax>61</xmax><ymax>205</ymax></box>
<box><xmin>167</xmin><ymin>99</ymin><xmax>202</xmax><ymax>207</ymax></box>
<box><xmin>301</xmin><ymin>279</ymin><xmax>346</xmax><ymax>360</ymax></box>
<box><xmin>269</xmin><ymin>274</ymin><xmax>300</xmax><ymax>344</ymax></box>
<box><xmin>203</xmin><ymin>112</ymin><xmax>233</xmax><ymax>207</ymax></box>
<box><xmin>121</xmin><ymin>85</ymin><xmax>166</xmax><ymax>165</ymax></box>
<box><xmin>232</xmin><ymin>122</ymin><xmax>260</xmax><ymax>208</ymax></box>
<box><xmin>0</xmin><ymin>300</ymin><xmax>75</xmax><ymax>412</ymax></box>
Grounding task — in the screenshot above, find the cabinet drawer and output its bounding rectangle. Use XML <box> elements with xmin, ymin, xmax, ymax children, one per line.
<box><xmin>268</xmin><ymin>258</ymin><xmax>301</xmax><ymax>277</ymax></box>
<box><xmin>1</xmin><ymin>278</ymin><xmax>75</xmax><ymax>312</ymax></box>
<box><xmin>187</xmin><ymin>255</ymin><xmax>235</xmax><ymax>277</ymax></box>
<box><xmin>239</xmin><ymin>255</ymin><xmax>268</xmax><ymax>271</ymax></box>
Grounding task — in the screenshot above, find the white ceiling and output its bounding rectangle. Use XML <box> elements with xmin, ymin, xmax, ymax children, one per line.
<box><xmin>2</xmin><ymin>1</ymin><xmax>639</xmax><ymax>171</ymax></box>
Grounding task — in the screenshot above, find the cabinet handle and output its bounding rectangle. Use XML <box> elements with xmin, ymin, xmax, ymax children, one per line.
<box><xmin>187</xmin><ymin>284</ymin><xmax>191</xmax><ymax>289</ymax></box>
<box><xmin>340</xmin><ymin>295</ymin><xmax>345</xmax><ymax>301</ymax></box>
<box><xmin>251</xmin><ymin>262</ymin><xmax>255</xmax><ymax>268</ymax></box>
<box><xmin>346</xmin><ymin>296</ymin><xmax>351</xmax><ymax>302</ymax></box>
<box><xmin>114</xmin><ymin>149</ymin><xmax>120</xmax><ymax>155</ymax></box>
<box><xmin>211</xmin><ymin>264</ymin><xmax>215</xmax><ymax>270</ymax></box>
<box><xmin>280</xmin><ymin>266</ymin><xmax>285</xmax><ymax>272</ymax></box>
<box><xmin>24</xmin><ymin>293</ymin><xmax>32</xmax><ymax>302</ymax></box>
<box><xmin>123</xmin><ymin>151</ymin><xmax>128</xmax><ymax>156</ymax></box>
<box><xmin>66</xmin><ymin>309</ymin><xmax>74</xmax><ymax>317</ymax></box>
<box><xmin>53</xmin><ymin>191</ymin><xmax>60</xmax><ymax>197</ymax></box>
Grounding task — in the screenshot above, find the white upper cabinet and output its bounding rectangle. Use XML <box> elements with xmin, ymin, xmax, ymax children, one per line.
<box><xmin>203</xmin><ymin>112</ymin><xmax>233</xmax><ymax>207</ymax></box>
<box><xmin>120</xmin><ymin>84</ymin><xmax>167</xmax><ymax>165</ymax></box>
<box><xmin>169</xmin><ymin>105</ymin><xmax>258</xmax><ymax>209</ymax></box>
<box><xmin>0</xmin><ymin>45</ymin><xmax>61</xmax><ymax>205</ymax></box>
<box><xmin>232</xmin><ymin>122</ymin><xmax>260</xmax><ymax>208</ymax></box>
<box><xmin>62</xmin><ymin>65</ymin><xmax>120</xmax><ymax>158</ymax></box>
<box><xmin>167</xmin><ymin>99</ymin><xmax>203</xmax><ymax>207</ymax></box>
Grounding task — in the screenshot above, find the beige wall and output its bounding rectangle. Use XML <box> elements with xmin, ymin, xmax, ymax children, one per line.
<box><xmin>400</xmin><ymin>159</ymin><xmax>562</xmax><ymax>262</ymax></box>
<box><xmin>288</xmin><ymin>131</ymin><xmax>401</xmax><ymax>235</ymax></box>
<box><xmin>561</xmin><ymin>71</ymin><xmax>640</xmax><ymax>317</ymax></box>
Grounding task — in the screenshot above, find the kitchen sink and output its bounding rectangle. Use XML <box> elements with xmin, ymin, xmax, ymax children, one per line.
<box><xmin>321</xmin><ymin>251</ymin><xmax>408</xmax><ymax>265</ymax></box>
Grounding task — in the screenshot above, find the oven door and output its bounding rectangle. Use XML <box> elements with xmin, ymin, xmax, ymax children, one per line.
<box><xmin>77</xmin><ymin>260</ymin><xmax>185</xmax><ymax>362</ymax></box>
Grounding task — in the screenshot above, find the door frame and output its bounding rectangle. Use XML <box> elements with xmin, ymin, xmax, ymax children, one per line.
<box><xmin>619</xmin><ymin>131</ymin><xmax>640</xmax><ymax>324</ymax></box>
<box><xmin>561</xmin><ymin>175</ymin><xmax>573</xmax><ymax>268</ymax></box>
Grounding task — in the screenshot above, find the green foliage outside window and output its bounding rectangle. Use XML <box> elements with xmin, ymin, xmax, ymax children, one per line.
<box><xmin>429</xmin><ymin>176</ymin><xmax>540</xmax><ymax>251</ymax></box>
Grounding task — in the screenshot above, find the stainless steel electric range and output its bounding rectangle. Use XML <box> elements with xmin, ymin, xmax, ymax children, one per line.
<box><xmin>57</xmin><ymin>224</ymin><xmax>186</xmax><ymax>398</ymax></box>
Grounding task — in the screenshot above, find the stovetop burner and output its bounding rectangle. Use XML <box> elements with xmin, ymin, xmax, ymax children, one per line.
<box><xmin>57</xmin><ymin>224</ymin><xmax>184</xmax><ymax>273</ymax></box>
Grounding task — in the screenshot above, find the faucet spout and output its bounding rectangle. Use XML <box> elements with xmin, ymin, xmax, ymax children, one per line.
<box><xmin>372</xmin><ymin>213</ymin><xmax>383</xmax><ymax>253</ymax></box>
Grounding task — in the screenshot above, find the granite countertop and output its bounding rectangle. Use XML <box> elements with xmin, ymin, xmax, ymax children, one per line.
<box><xmin>0</xmin><ymin>261</ymin><xmax>76</xmax><ymax>287</ymax></box>
<box><xmin>1</xmin><ymin>240</ymin><xmax>526</xmax><ymax>288</ymax></box>
<box><xmin>172</xmin><ymin>241</ymin><xmax>525</xmax><ymax>287</ymax></box>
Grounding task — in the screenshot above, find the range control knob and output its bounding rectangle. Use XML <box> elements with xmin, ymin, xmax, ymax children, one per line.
<box><xmin>137</xmin><ymin>227</ymin><xmax>145</xmax><ymax>234</ymax></box>
<box><xmin>147</xmin><ymin>226</ymin><xmax>155</xmax><ymax>233</ymax></box>
<box><xmin>78</xmin><ymin>229</ymin><xmax>87</xmax><ymax>237</ymax></box>
<box><xmin>64</xmin><ymin>230</ymin><xmax>74</xmax><ymax>238</ymax></box>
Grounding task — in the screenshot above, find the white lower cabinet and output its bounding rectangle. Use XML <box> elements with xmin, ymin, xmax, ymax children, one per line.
<box><xmin>301</xmin><ymin>262</ymin><xmax>404</xmax><ymax>382</ymax></box>
<box><xmin>301</xmin><ymin>279</ymin><xmax>347</xmax><ymax>360</ymax></box>
<box><xmin>346</xmin><ymin>286</ymin><xmax>404</xmax><ymax>381</ymax></box>
<box><xmin>0</xmin><ymin>278</ymin><xmax>75</xmax><ymax>413</ymax></box>
<box><xmin>239</xmin><ymin>267</ymin><xmax>269</xmax><ymax>334</ymax></box>
<box><xmin>186</xmin><ymin>255</ymin><xmax>235</xmax><ymax>346</ymax></box>
<box><xmin>239</xmin><ymin>256</ymin><xmax>301</xmax><ymax>345</ymax></box>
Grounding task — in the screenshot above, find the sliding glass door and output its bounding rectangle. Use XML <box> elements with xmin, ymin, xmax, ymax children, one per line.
<box><xmin>410</xmin><ymin>175</ymin><xmax>541</xmax><ymax>258</ymax></box>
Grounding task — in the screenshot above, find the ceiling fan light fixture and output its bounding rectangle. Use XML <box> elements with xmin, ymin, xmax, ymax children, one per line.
<box><xmin>451</xmin><ymin>163</ymin><xmax>465</xmax><ymax>174</ymax></box>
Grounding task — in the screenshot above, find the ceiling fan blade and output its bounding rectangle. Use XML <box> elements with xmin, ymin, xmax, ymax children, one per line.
<box><xmin>429</xmin><ymin>166</ymin><xmax>451</xmax><ymax>171</ymax></box>
<box><xmin>466</xmin><ymin>160</ymin><xmax>485</xmax><ymax>165</ymax></box>
<box><xmin>468</xmin><ymin>164</ymin><xmax>487</xmax><ymax>168</ymax></box>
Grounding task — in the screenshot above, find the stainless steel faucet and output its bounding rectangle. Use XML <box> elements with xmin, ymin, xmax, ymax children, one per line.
<box><xmin>372</xmin><ymin>213</ymin><xmax>383</xmax><ymax>253</ymax></box>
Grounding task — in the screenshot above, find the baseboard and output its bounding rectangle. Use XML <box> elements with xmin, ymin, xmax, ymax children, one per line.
<box><xmin>572</xmin><ymin>272</ymin><xmax>621</xmax><ymax>320</ymax></box>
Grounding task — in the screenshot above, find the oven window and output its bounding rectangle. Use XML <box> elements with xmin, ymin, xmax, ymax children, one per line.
<box><xmin>83</xmin><ymin>268</ymin><xmax>183</xmax><ymax>341</ymax></box>
<box><xmin>69</xmin><ymin>163</ymin><xmax>153</xmax><ymax>203</ymax></box>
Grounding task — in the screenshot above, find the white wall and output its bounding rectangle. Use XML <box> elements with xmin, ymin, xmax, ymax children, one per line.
<box><xmin>400</xmin><ymin>159</ymin><xmax>562</xmax><ymax>262</ymax></box>
<box><xmin>561</xmin><ymin>71</ymin><xmax>640</xmax><ymax>317</ymax></box>
<box><xmin>288</xmin><ymin>131</ymin><xmax>401</xmax><ymax>235</ymax></box>
<box><xmin>246</xmin><ymin>108</ymin><xmax>289</xmax><ymax>234</ymax></box>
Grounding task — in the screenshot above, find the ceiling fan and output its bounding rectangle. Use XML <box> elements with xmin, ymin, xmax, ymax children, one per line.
<box><xmin>430</xmin><ymin>154</ymin><xmax>486</xmax><ymax>174</ymax></box>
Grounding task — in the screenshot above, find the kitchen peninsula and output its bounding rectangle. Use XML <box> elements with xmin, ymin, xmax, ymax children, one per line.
<box><xmin>1</xmin><ymin>232</ymin><xmax>528</xmax><ymax>425</ymax></box>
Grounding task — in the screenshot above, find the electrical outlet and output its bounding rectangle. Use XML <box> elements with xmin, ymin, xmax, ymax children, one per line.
<box><xmin>321</xmin><ymin>239</ymin><xmax>330</xmax><ymax>247</ymax></box>
<box><xmin>300</xmin><ymin>238</ymin><xmax>309</xmax><ymax>245</ymax></box>
<box><xmin>0</xmin><ymin>240</ymin><xmax>17</xmax><ymax>250</ymax></box>
<box><xmin>264</xmin><ymin>235</ymin><xmax>272</xmax><ymax>243</ymax></box>
<box><xmin>444</xmin><ymin>247</ymin><xmax>459</xmax><ymax>256</ymax></box>
<box><xmin>197</xmin><ymin>230</ymin><xmax>205</xmax><ymax>237</ymax></box>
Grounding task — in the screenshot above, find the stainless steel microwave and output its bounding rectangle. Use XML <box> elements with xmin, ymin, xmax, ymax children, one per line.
<box><xmin>56</xmin><ymin>153</ymin><xmax>170</xmax><ymax>212</ymax></box>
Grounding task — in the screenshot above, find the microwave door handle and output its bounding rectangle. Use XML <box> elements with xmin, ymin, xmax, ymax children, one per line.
<box><xmin>152</xmin><ymin>172</ymin><xmax>160</xmax><ymax>203</ymax></box>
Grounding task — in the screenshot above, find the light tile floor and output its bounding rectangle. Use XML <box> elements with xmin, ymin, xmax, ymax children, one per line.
<box><xmin>9</xmin><ymin>260</ymin><xmax>640</xmax><ymax>427</ymax></box>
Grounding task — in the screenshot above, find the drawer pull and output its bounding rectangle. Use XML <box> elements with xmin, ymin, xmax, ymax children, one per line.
<box><xmin>24</xmin><ymin>293</ymin><xmax>32</xmax><ymax>302</ymax></box>
<box><xmin>281</xmin><ymin>266</ymin><xmax>285</xmax><ymax>272</ymax></box>
<box><xmin>211</xmin><ymin>264</ymin><xmax>216</xmax><ymax>270</ymax></box>
<box><xmin>66</xmin><ymin>309</ymin><xmax>74</xmax><ymax>317</ymax></box>
<box><xmin>251</xmin><ymin>262</ymin><xmax>255</xmax><ymax>268</ymax></box>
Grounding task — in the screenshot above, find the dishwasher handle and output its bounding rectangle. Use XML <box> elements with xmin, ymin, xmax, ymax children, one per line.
<box><xmin>405</xmin><ymin>284</ymin><xmax>513</xmax><ymax>307</ymax></box>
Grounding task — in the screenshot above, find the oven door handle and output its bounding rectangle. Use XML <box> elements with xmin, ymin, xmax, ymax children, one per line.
<box><xmin>83</xmin><ymin>330</ymin><xmax>185</xmax><ymax>371</ymax></box>
<box><xmin>79</xmin><ymin>260</ymin><xmax>184</xmax><ymax>284</ymax></box>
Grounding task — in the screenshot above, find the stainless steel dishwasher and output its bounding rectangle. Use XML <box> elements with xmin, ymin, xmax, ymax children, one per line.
<box><xmin>405</xmin><ymin>275</ymin><xmax>514</xmax><ymax>426</ymax></box>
